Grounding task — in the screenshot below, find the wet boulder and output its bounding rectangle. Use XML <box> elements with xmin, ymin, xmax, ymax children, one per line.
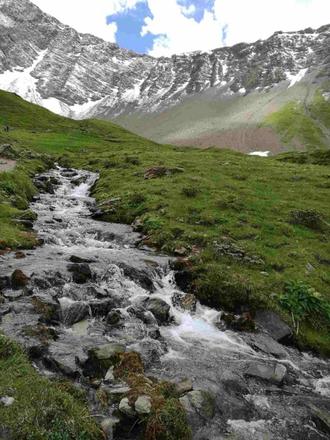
<box><xmin>89</xmin><ymin>299</ymin><xmax>115</xmax><ymax>317</ymax></box>
<box><xmin>142</xmin><ymin>311</ymin><xmax>158</xmax><ymax>326</ymax></box>
<box><xmin>106</xmin><ymin>309</ymin><xmax>123</xmax><ymax>327</ymax></box>
<box><xmin>249</xmin><ymin>334</ymin><xmax>288</xmax><ymax>358</ymax></box>
<box><xmin>145</xmin><ymin>297</ymin><xmax>171</xmax><ymax>324</ymax></box>
<box><xmin>119</xmin><ymin>263</ymin><xmax>155</xmax><ymax>292</ymax></box>
<box><xmin>244</xmin><ymin>361</ymin><xmax>287</xmax><ymax>384</ymax></box>
<box><xmin>11</xmin><ymin>269</ymin><xmax>30</xmax><ymax>290</ymax></box>
<box><xmin>180</xmin><ymin>390</ymin><xmax>215</xmax><ymax>430</ymax></box>
<box><xmin>61</xmin><ymin>301</ymin><xmax>90</xmax><ymax>326</ymax></box>
<box><xmin>31</xmin><ymin>294</ymin><xmax>60</xmax><ymax>323</ymax></box>
<box><xmin>68</xmin><ymin>263</ymin><xmax>92</xmax><ymax>284</ymax></box>
<box><xmin>255</xmin><ymin>310</ymin><xmax>292</xmax><ymax>342</ymax></box>
<box><xmin>83</xmin><ymin>343</ymin><xmax>126</xmax><ymax>378</ymax></box>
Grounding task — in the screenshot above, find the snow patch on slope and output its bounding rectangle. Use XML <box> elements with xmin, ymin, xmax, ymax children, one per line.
<box><xmin>249</xmin><ymin>151</ymin><xmax>270</xmax><ymax>157</ymax></box>
<box><xmin>42</xmin><ymin>97</ymin><xmax>71</xmax><ymax>116</ymax></box>
<box><xmin>0</xmin><ymin>49</ymin><xmax>47</xmax><ymax>104</ymax></box>
<box><xmin>69</xmin><ymin>98</ymin><xmax>105</xmax><ymax>119</ymax></box>
<box><xmin>0</xmin><ymin>11</ymin><xmax>14</xmax><ymax>27</ymax></box>
<box><xmin>286</xmin><ymin>68</ymin><xmax>308</xmax><ymax>88</ymax></box>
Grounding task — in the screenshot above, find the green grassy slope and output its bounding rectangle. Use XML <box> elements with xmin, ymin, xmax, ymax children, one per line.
<box><xmin>0</xmin><ymin>89</ymin><xmax>330</xmax><ymax>356</ymax></box>
<box><xmin>264</xmin><ymin>92</ymin><xmax>330</xmax><ymax>150</ymax></box>
<box><xmin>116</xmin><ymin>81</ymin><xmax>330</xmax><ymax>153</ymax></box>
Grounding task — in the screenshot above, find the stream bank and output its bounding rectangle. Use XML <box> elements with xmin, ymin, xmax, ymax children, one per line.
<box><xmin>0</xmin><ymin>167</ymin><xmax>329</xmax><ymax>439</ymax></box>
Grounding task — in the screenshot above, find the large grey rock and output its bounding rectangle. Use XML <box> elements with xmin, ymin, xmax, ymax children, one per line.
<box><xmin>255</xmin><ymin>310</ymin><xmax>292</xmax><ymax>342</ymax></box>
<box><xmin>249</xmin><ymin>334</ymin><xmax>288</xmax><ymax>358</ymax></box>
<box><xmin>180</xmin><ymin>390</ymin><xmax>215</xmax><ymax>424</ymax></box>
<box><xmin>244</xmin><ymin>361</ymin><xmax>287</xmax><ymax>384</ymax></box>
<box><xmin>145</xmin><ymin>297</ymin><xmax>171</xmax><ymax>324</ymax></box>
<box><xmin>60</xmin><ymin>301</ymin><xmax>90</xmax><ymax>326</ymax></box>
<box><xmin>83</xmin><ymin>343</ymin><xmax>125</xmax><ymax>378</ymax></box>
<box><xmin>68</xmin><ymin>263</ymin><xmax>92</xmax><ymax>284</ymax></box>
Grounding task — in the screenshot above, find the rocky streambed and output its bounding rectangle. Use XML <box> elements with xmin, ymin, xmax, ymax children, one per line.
<box><xmin>0</xmin><ymin>167</ymin><xmax>330</xmax><ymax>439</ymax></box>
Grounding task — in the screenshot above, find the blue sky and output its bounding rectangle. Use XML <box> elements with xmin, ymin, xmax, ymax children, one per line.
<box><xmin>107</xmin><ymin>3</ymin><xmax>155</xmax><ymax>54</ymax></box>
<box><xmin>107</xmin><ymin>0</ymin><xmax>218</xmax><ymax>54</ymax></box>
<box><xmin>31</xmin><ymin>0</ymin><xmax>330</xmax><ymax>57</ymax></box>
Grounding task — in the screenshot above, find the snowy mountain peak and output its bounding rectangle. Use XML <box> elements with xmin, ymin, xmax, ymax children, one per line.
<box><xmin>0</xmin><ymin>0</ymin><xmax>329</xmax><ymax>120</ymax></box>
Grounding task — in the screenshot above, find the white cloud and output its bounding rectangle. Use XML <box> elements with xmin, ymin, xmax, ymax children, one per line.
<box><xmin>142</xmin><ymin>0</ymin><xmax>330</xmax><ymax>56</ymax></box>
<box><xmin>142</xmin><ymin>0</ymin><xmax>222</xmax><ymax>56</ymax></box>
<box><xmin>213</xmin><ymin>0</ymin><xmax>330</xmax><ymax>47</ymax></box>
<box><xmin>30</xmin><ymin>0</ymin><xmax>330</xmax><ymax>56</ymax></box>
<box><xmin>30</xmin><ymin>0</ymin><xmax>144</xmax><ymax>42</ymax></box>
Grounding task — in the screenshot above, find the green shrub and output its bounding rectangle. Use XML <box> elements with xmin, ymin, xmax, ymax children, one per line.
<box><xmin>279</xmin><ymin>281</ymin><xmax>330</xmax><ymax>335</ymax></box>
<box><xmin>129</xmin><ymin>192</ymin><xmax>147</xmax><ymax>206</ymax></box>
<box><xmin>181</xmin><ymin>187</ymin><xmax>199</xmax><ymax>198</ymax></box>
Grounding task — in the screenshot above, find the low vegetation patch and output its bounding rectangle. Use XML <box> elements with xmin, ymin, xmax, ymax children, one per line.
<box><xmin>113</xmin><ymin>352</ymin><xmax>191</xmax><ymax>440</ymax></box>
<box><xmin>0</xmin><ymin>335</ymin><xmax>102</xmax><ymax>440</ymax></box>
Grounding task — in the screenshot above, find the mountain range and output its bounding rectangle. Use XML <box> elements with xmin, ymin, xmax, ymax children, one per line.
<box><xmin>0</xmin><ymin>0</ymin><xmax>329</xmax><ymax>153</ymax></box>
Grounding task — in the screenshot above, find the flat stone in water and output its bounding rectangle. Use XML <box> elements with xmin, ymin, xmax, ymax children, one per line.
<box><xmin>245</xmin><ymin>361</ymin><xmax>287</xmax><ymax>384</ymax></box>
<box><xmin>91</xmin><ymin>343</ymin><xmax>126</xmax><ymax>360</ymax></box>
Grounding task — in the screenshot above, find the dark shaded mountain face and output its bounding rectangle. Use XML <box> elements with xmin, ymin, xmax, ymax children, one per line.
<box><xmin>0</xmin><ymin>0</ymin><xmax>329</xmax><ymax>151</ymax></box>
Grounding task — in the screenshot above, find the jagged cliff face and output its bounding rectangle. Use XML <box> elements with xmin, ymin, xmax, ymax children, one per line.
<box><xmin>0</xmin><ymin>0</ymin><xmax>329</xmax><ymax>122</ymax></box>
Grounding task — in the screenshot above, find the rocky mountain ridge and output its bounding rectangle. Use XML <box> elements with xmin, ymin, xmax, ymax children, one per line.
<box><xmin>0</xmin><ymin>0</ymin><xmax>329</xmax><ymax>121</ymax></box>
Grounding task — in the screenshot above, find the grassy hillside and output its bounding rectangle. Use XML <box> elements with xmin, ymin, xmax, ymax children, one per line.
<box><xmin>264</xmin><ymin>92</ymin><xmax>330</xmax><ymax>150</ymax></box>
<box><xmin>1</xmin><ymin>90</ymin><xmax>329</xmax><ymax>356</ymax></box>
<box><xmin>116</xmin><ymin>81</ymin><xmax>330</xmax><ymax>153</ymax></box>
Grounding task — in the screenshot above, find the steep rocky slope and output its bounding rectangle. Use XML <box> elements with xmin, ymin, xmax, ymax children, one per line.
<box><xmin>0</xmin><ymin>0</ymin><xmax>329</xmax><ymax>152</ymax></box>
